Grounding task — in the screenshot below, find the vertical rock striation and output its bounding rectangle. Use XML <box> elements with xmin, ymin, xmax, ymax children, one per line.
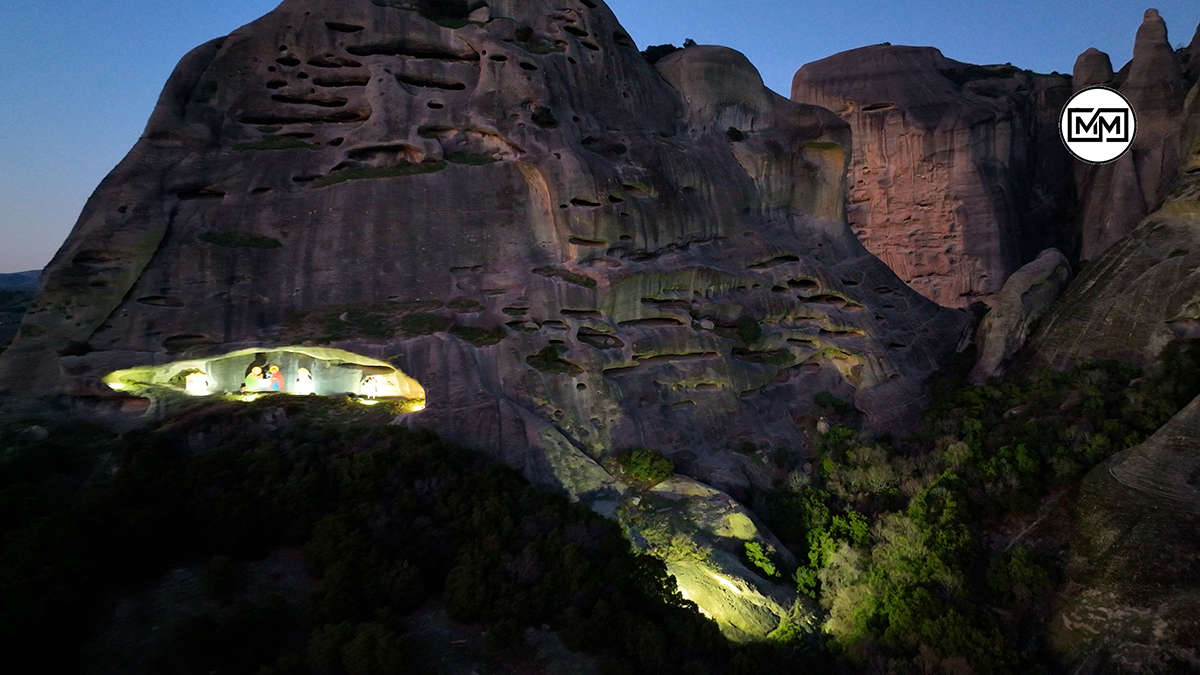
<box><xmin>792</xmin><ymin>45</ymin><xmax>1076</xmax><ymax>307</ymax></box>
<box><xmin>1030</xmin><ymin>80</ymin><xmax>1200</xmax><ymax>369</ymax></box>
<box><xmin>1075</xmin><ymin>9</ymin><xmax>1196</xmax><ymax>261</ymax></box>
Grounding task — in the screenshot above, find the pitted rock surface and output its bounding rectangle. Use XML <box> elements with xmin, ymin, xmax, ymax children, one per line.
<box><xmin>0</xmin><ymin>0</ymin><xmax>968</xmax><ymax>637</ymax></box>
<box><xmin>791</xmin><ymin>45</ymin><xmax>1076</xmax><ymax>308</ymax></box>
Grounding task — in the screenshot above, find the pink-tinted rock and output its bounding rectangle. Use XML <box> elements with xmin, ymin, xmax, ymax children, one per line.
<box><xmin>791</xmin><ymin>45</ymin><xmax>1076</xmax><ymax>307</ymax></box>
<box><xmin>1073</xmin><ymin>47</ymin><xmax>1114</xmax><ymax>89</ymax></box>
<box><xmin>0</xmin><ymin>0</ymin><xmax>971</xmax><ymax>637</ymax></box>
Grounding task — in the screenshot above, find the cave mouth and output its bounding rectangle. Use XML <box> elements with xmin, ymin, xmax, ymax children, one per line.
<box><xmin>103</xmin><ymin>346</ymin><xmax>425</xmax><ymax>405</ymax></box>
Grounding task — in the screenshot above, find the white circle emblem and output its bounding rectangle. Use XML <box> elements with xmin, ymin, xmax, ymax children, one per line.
<box><xmin>1059</xmin><ymin>86</ymin><xmax>1137</xmax><ymax>165</ymax></box>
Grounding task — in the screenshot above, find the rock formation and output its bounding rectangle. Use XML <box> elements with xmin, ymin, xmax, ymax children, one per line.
<box><xmin>1030</xmin><ymin>80</ymin><xmax>1200</xmax><ymax>369</ymax></box>
<box><xmin>969</xmin><ymin>248</ymin><xmax>1070</xmax><ymax>383</ymax></box>
<box><xmin>1051</xmin><ymin>394</ymin><xmax>1200</xmax><ymax>673</ymax></box>
<box><xmin>1074</xmin><ymin>9</ymin><xmax>1197</xmax><ymax>261</ymax></box>
<box><xmin>1040</xmin><ymin>78</ymin><xmax>1200</xmax><ymax>674</ymax></box>
<box><xmin>0</xmin><ymin>0</ymin><xmax>968</xmax><ymax>637</ymax></box>
<box><xmin>791</xmin><ymin>45</ymin><xmax>1076</xmax><ymax>307</ymax></box>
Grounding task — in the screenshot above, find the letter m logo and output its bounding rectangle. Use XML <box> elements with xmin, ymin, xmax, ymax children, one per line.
<box><xmin>1067</xmin><ymin>108</ymin><xmax>1131</xmax><ymax>143</ymax></box>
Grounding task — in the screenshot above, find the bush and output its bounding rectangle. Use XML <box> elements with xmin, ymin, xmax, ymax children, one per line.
<box><xmin>0</xmin><ymin>398</ymin><xmax>735</xmax><ymax>675</ymax></box>
<box><xmin>641</xmin><ymin>44</ymin><xmax>678</xmax><ymax>64</ymax></box>
<box><xmin>735</xmin><ymin>316</ymin><xmax>762</xmax><ymax>343</ymax></box>
<box><xmin>814</xmin><ymin>391</ymin><xmax>854</xmax><ymax>414</ymax></box>
<box><xmin>743</xmin><ymin>542</ymin><xmax>779</xmax><ymax>579</ymax></box>
<box><xmin>618</xmin><ymin>447</ymin><xmax>675</xmax><ymax>485</ymax></box>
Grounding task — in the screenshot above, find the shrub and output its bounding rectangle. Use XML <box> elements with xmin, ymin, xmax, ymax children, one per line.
<box><xmin>814</xmin><ymin>391</ymin><xmax>854</xmax><ymax>414</ymax></box>
<box><xmin>641</xmin><ymin>44</ymin><xmax>678</xmax><ymax>64</ymax></box>
<box><xmin>526</xmin><ymin>346</ymin><xmax>584</xmax><ymax>376</ymax></box>
<box><xmin>735</xmin><ymin>316</ymin><xmax>762</xmax><ymax>343</ymax></box>
<box><xmin>312</xmin><ymin>161</ymin><xmax>446</xmax><ymax>188</ymax></box>
<box><xmin>199</xmin><ymin>231</ymin><xmax>283</xmax><ymax>249</ymax></box>
<box><xmin>743</xmin><ymin>542</ymin><xmax>779</xmax><ymax>578</ymax></box>
<box><xmin>618</xmin><ymin>447</ymin><xmax>675</xmax><ymax>485</ymax></box>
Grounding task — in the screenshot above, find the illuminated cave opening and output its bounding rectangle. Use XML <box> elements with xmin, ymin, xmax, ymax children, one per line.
<box><xmin>103</xmin><ymin>347</ymin><xmax>425</xmax><ymax>407</ymax></box>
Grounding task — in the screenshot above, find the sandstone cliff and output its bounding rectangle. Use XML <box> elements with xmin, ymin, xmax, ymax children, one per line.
<box><xmin>791</xmin><ymin>45</ymin><xmax>1076</xmax><ymax>307</ymax></box>
<box><xmin>1074</xmin><ymin>9</ymin><xmax>1197</xmax><ymax>262</ymax></box>
<box><xmin>1038</xmin><ymin>76</ymin><xmax>1200</xmax><ymax>675</ymax></box>
<box><xmin>0</xmin><ymin>0</ymin><xmax>968</xmax><ymax>637</ymax></box>
<box><xmin>1030</xmin><ymin>80</ymin><xmax>1200</xmax><ymax>369</ymax></box>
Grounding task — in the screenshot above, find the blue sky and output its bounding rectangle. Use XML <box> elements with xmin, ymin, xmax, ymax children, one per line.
<box><xmin>1</xmin><ymin>0</ymin><xmax>1197</xmax><ymax>273</ymax></box>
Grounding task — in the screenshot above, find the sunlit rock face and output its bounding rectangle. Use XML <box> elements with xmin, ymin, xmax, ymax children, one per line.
<box><xmin>0</xmin><ymin>0</ymin><xmax>967</xmax><ymax>637</ymax></box>
<box><xmin>792</xmin><ymin>45</ymin><xmax>1076</xmax><ymax>307</ymax></box>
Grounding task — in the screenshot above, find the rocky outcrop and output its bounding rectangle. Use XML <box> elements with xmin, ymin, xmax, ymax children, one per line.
<box><xmin>0</xmin><ymin>0</ymin><xmax>970</xmax><ymax>637</ymax></box>
<box><xmin>1030</xmin><ymin>81</ymin><xmax>1200</xmax><ymax>369</ymax></box>
<box><xmin>1051</xmin><ymin>394</ymin><xmax>1200</xmax><ymax>673</ymax></box>
<box><xmin>791</xmin><ymin>45</ymin><xmax>1076</xmax><ymax>307</ymax></box>
<box><xmin>1075</xmin><ymin>10</ymin><xmax>1196</xmax><ymax>261</ymax></box>
<box><xmin>969</xmin><ymin>249</ymin><xmax>1070</xmax><ymax>383</ymax></box>
<box><xmin>1037</xmin><ymin>70</ymin><xmax>1200</xmax><ymax>675</ymax></box>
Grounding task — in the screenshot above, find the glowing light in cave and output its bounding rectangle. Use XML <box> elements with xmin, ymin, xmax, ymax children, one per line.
<box><xmin>411</xmin><ymin>402</ymin><xmax>426</xmax><ymax>412</ymax></box>
<box><xmin>361</xmin><ymin>375</ymin><xmax>383</xmax><ymax>399</ymax></box>
<box><xmin>357</xmin><ymin>399</ymin><xmax>382</xmax><ymax>406</ymax></box>
<box><xmin>102</xmin><ymin>346</ymin><xmax>425</xmax><ymax>406</ymax></box>
<box><xmin>184</xmin><ymin>370</ymin><xmax>212</xmax><ymax>396</ymax></box>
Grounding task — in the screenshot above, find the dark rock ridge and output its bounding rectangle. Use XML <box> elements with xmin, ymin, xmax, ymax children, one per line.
<box><xmin>0</xmin><ymin>270</ymin><xmax>41</xmax><ymax>292</ymax></box>
<box><xmin>791</xmin><ymin>45</ymin><xmax>1076</xmax><ymax>307</ymax></box>
<box><xmin>1074</xmin><ymin>9</ymin><xmax>1200</xmax><ymax>261</ymax></box>
<box><xmin>0</xmin><ymin>0</ymin><xmax>968</xmax><ymax>637</ymax></box>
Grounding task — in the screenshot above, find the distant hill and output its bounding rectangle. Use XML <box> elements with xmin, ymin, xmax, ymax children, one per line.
<box><xmin>0</xmin><ymin>270</ymin><xmax>40</xmax><ymax>292</ymax></box>
<box><xmin>0</xmin><ymin>270</ymin><xmax>37</xmax><ymax>349</ymax></box>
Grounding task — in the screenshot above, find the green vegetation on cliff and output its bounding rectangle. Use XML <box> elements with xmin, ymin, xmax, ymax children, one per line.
<box><xmin>0</xmin><ymin>397</ymin><xmax>806</xmax><ymax>675</ymax></box>
<box><xmin>757</xmin><ymin>341</ymin><xmax>1200</xmax><ymax>673</ymax></box>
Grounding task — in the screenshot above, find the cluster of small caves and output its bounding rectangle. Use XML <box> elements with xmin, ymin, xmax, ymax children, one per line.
<box><xmin>104</xmin><ymin>347</ymin><xmax>426</xmax><ymax>409</ymax></box>
<box><xmin>183</xmin><ymin>0</ymin><xmax>644</xmax><ymax>199</ymax></box>
<box><xmin>448</xmin><ymin>252</ymin><xmax>909</xmax><ymax>399</ymax></box>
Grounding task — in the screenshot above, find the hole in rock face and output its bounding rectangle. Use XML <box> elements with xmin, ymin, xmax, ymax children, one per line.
<box><xmin>326</xmin><ymin>21</ymin><xmax>366</xmax><ymax>33</ymax></box>
<box><xmin>105</xmin><ymin>347</ymin><xmax>426</xmax><ymax>404</ymax></box>
<box><xmin>276</xmin><ymin>56</ymin><xmax>301</xmax><ymax>67</ymax></box>
<box><xmin>519</xmin><ymin>62</ymin><xmax>539</xmax><ymax>71</ymax></box>
<box><xmin>396</xmin><ymin>73</ymin><xmax>467</xmax><ymax>90</ymax></box>
<box><xmin>428</xmin><ymin>101</ymin><xmax>444</xmax><ymax>109</ymax></box>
